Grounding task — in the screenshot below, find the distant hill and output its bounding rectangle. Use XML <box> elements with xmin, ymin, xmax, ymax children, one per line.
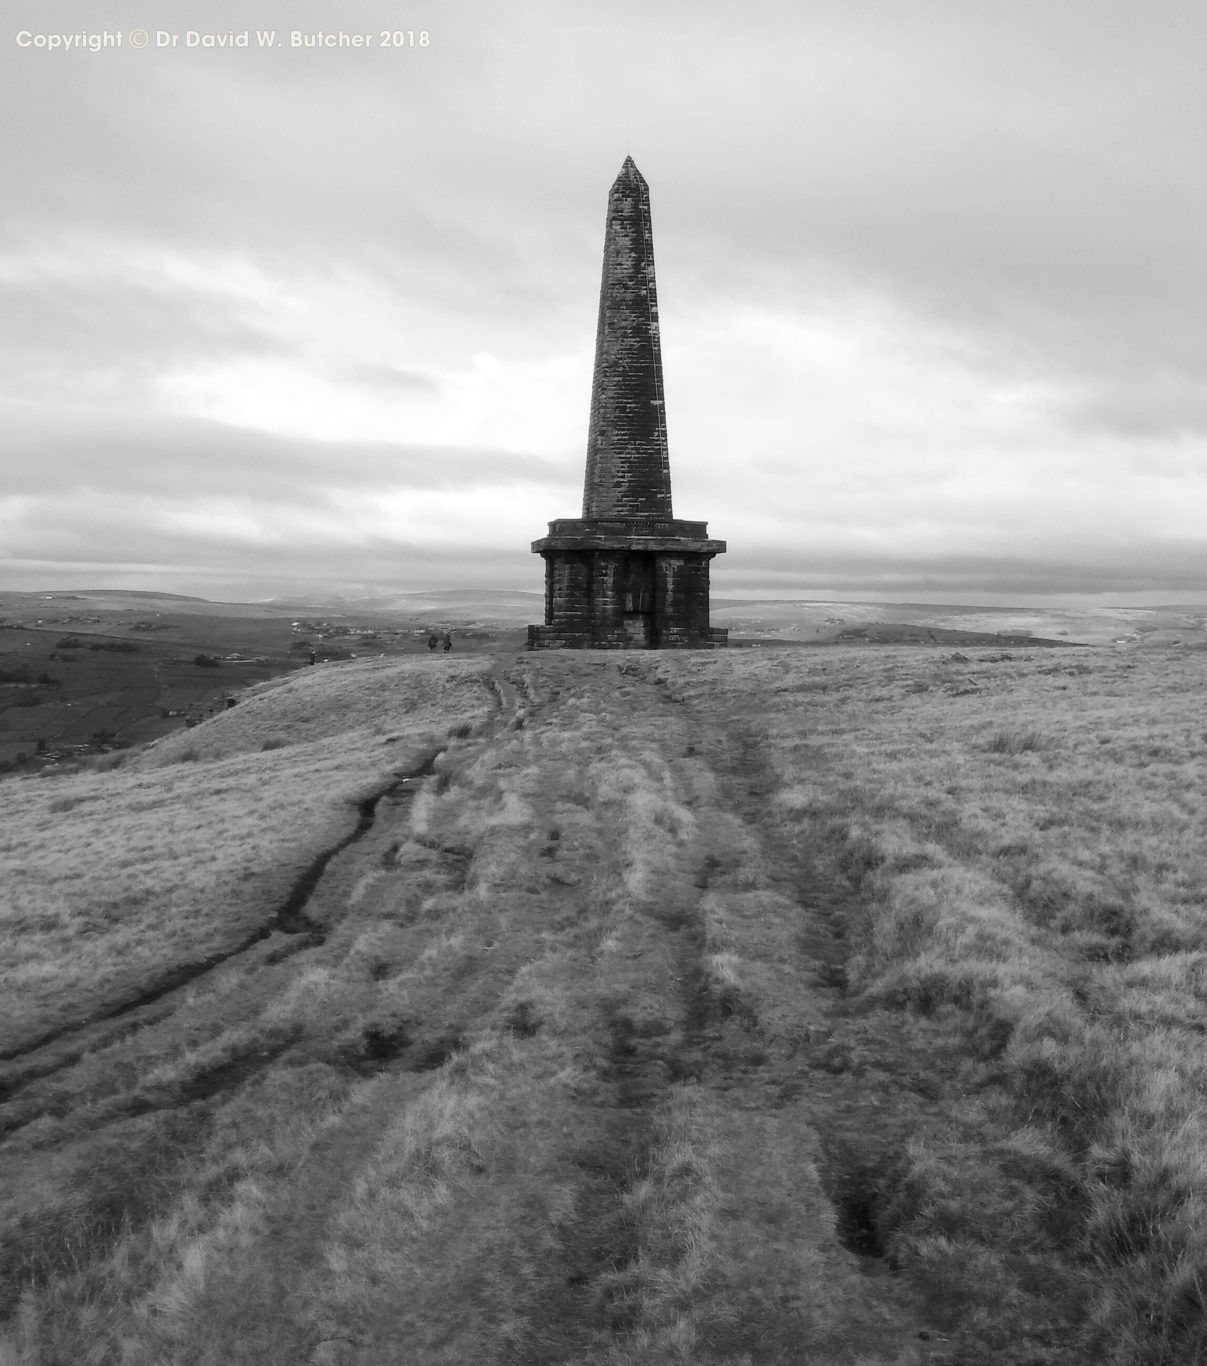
<box><xmin>72</xmin><ymin>590</ymin><xmax>213</xmax><ymax>602</ymax></box>
<box><xmin>5</xmin><ymin>587</ymin><xmax>1205</xmax><ymax>646</ymax></box>
<box><xmin>709</xmin><ymin>597</ymin><xmax>1207</xmax><ymax>647</ymax></box>
<box><xmin>262</xmin><ymin>590</ymin><xmax>544</xmax><ymax>623</ymax></box>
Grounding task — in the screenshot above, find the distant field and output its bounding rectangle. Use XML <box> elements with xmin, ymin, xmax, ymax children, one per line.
<box><xmin>2</xmin><ymin>641</ymin><xmax>1205</xmax><ymax>1364</ymax></box>
<box><xmin>0</xmin><ymin>590</ymin><xmax>523</xmax><ymax>772</ymax></box>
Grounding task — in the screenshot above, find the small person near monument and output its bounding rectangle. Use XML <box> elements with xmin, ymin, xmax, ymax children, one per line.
<box><xmin>442</xmin><ymin>633</ymin><xmax>453</xmax><ymax>653</ymax></box>
<box><xmin>427</xmin><ymin>633</ymin><xmax>438</xmax><ymax>652</ymax></box>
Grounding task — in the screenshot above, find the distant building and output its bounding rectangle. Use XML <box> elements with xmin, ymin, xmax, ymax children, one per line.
<box><xmin>528</xmin><ymin>158</ymin><xmax>726</xmax><ymax>650</ymax></box>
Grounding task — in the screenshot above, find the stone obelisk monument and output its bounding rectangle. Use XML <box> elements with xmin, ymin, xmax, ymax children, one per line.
<box><xmin>528</xmin><ymin>157</ymin><xmax>727</xmax><ymax>650</ymax></box>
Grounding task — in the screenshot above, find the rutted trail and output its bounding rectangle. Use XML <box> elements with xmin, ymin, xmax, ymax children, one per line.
<box><xmin>0</xmin><ymin>661</ymin><xmax>517</xmax><ymax>1111</ymax></box>
<box><xmin>0</xmin><ymin>755</ymin><xmax>441</xmax><ymax>1114</ymax></box>
<box><xmin>5</xmin><ymin>648</ymin><xmax>1101</xmax><ymax>1364</ymax></box>
<box><xmin>240</xmin><ymin>655</ymin><xmax>941</xmax><ymax>1365</ymax></box>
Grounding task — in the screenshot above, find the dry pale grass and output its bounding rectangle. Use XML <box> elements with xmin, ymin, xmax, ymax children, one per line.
<box><xmin>146</xmin><ymin>653</ymin><xmax>494</xmax><ymax>764</ymax></box>
<box><xmin>3</xmin><ymin>1062</ymin><xmax>360</xmax><ymax>1366</ymax></box>
<box><xmin>9</xmin><ymin>642</ymin><xmax>1206</xmax><ymax>1364</ymax></box>
<box><xmin>0</xmin><ymin>656</ymin><xmax>494</xmax><ymax>1053</ymax></box>
<box><xmin>668</xmin><ymin>643</ymin><xmax>1207</xmax><ymax>1362</ymax></box>
<box><xmin>8</xmin><ymin>654</ymin><xmax>905</xmax><ymax>1365</ymax></box>
<box><xmin>578</xmin><ymin>1084</ymin><xmax>721</xmax><ymax>1366</ymax></box>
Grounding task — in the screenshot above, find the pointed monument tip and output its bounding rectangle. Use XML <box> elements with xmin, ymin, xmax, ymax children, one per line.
<box><xmin>616</xmin><ymin>154</ymin><xmax>646</xmax><ymax>184</ymax></box>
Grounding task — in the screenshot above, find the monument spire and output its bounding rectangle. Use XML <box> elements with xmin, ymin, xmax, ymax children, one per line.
<box><xmin>582</xmin><ymin>156</ymin><xmax>673</xmax><ymax>518</ymax></box>
<box><xmin>527</xmin><ymin>158</ymin><xmax>726</xmax><ymax>651</ymax></box>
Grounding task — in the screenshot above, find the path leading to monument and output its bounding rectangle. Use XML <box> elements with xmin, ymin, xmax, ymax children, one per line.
<box><xmin>6</xmin><ymin>650</ymin><xmax>1004</xmax><ymax>1365</ymax></box>
<box><xmin>208</xmin><ymin>653</ymin><xmax>944</xmax><ymax>1365</ymax></box>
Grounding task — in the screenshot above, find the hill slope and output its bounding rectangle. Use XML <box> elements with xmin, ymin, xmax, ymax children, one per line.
<box><xmin>2</xmin><ymin>645</ymin><xmax>1206</xmax><ymax>1364</ymax></box>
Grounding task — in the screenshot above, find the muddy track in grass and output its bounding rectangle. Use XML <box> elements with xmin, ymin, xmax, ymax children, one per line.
<box><xmin>1</xmin><ymin>664</ymin><xmax>527</xmax><ymax>1133</ymax></box>
<box><xmin>0</xmin><ymin>753</ymin><xmax>444</xmax><ymax>1120</ymax></box>
<box><xmin>686</xmin><ymin>718</ymin><xmax>926</xmax><ymax>1228</ymax></box>
<box><xmin>443</xmin><ymin>657</ymin><xmax>937</xmax><ymax>1365</ymax></box>
<box><xmin>644</xmin><ymin>677</ymin><xmax>941</xmax><ymax>1352</ymax></box>
<box><xmin>660</xmin><ymin>673</ymin><xmax>1081</xmax><ymax>1364</ymax></box>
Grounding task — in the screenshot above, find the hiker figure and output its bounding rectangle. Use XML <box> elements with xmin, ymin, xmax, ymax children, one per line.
<box><xmin>427</xmin><ymin>633</ymin><xmax>438</xmax><ymax>652</ymax></box>
<box><xmin>308</xmin><ymin>650</ymin><xmax>317</xmax><ymax>665</ymax></box>
<box><xmin>442</xmin><ymin>633</ymin><xmax>452</xmax><ymax>653</ymax></box>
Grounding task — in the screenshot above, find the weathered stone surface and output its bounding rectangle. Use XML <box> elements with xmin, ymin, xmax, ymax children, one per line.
<box><xmin>529</xmin><ymin>158</ymin><xmax>726</xmax><ymax>651</ymax></box>
<box><xmin>533</xmin><ymin>518</ymin><xmax>725</xmax><ymax>555</ymax></box>
<box><xmin>527</xmin><ymin>542</ymin><xmax>727</xmax><ymax>651</ymax></box>
<box><xmin>582</xmin><ymin>157</ymin><xmax>673</xmax><ymax>520</ymax></box>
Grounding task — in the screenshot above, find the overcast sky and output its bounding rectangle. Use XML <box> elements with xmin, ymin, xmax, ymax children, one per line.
<box><xmin>3</xmin><ymin>0</ymin><xmax>1206</xmax><ymax>604</ymax></box>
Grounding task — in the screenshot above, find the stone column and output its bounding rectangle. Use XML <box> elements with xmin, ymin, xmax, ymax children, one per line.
<box><xmin>582</xmin><ymin>157</ymin><xmax>674</xmax><ymax>520</ymax></box>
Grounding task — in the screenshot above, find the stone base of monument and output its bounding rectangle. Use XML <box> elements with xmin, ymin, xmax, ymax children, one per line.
<box><xmin>528</xmin><ymin>519</ymin><xmax>728</xmax><ymax>651</ymax></box>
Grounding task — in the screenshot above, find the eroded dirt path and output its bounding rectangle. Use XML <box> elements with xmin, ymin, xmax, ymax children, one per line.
<box><xmin>564</xmin><ymin>656</ymin><xmax>943</xmax><ymax>1362</ymax></box>
<box><xmin>241</xmin><ymin>654</ymin><xmax>950</xmax><ymax>1365</ymax></box>
<box><xmin>6</xmin><ymin>653</ymin><xmax>995</xmax><ymax>1364</ymax></box>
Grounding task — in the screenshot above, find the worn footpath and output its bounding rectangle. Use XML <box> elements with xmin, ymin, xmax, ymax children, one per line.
<box><xmin>4</xmin><ymin>650</ymin><xmax>1074</xmax><ymax>1364</ymax></box>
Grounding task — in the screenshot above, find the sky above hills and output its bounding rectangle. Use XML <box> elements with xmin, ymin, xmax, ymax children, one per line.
<box><xmin>3</xmin><ymin>0</ymin><xmax>1206</xmax><ymax>604</ymax></box>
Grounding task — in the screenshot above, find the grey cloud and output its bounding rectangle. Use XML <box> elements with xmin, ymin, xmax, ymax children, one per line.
<box><xmin>0</xmin><ymin>274</ymin><xmax>294</xmax><ymax>402</ymax></box>
<box><xmin>351</xmin><ymin>364</ymin><xmax>440</xmax><ymax>393</ymax></box>
<box><xmin>5</xmin><ymin>0</ymin><xmax>1207</xmax><ymax>600</ymax></box>
<box><xmin>8</xmin><ymin>0</ymin><xmax>1206</xmax><ymax>383</ymax></box>
<box><xmin>1053</xmin><ymin>374</ymin><xmax>1207</xmax><ymax>441</ymax></box>
<box><xmin>1</xmin><ymin>406</ymin><xmax>575</xmax><ymax>500</ymax></box>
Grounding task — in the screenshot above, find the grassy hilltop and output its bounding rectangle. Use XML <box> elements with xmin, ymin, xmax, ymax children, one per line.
<box><xmin>2</xmin><ymin>644</ymin><xmax>1206</xmax><ymax>1364</ymax></box>
<box><xmin>0</xmin><ymin>588</ymin><xmax>531</xmax><ymax>773</ymax></box>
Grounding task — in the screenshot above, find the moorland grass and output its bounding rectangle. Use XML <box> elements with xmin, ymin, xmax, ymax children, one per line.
<box><xmin>670</xmin><ymin>644</ymin><xmax>1207</xmax><ymax>1362</ymax></box>
<box><xmin>3</xmin><ymin>678</ymin><xmax>739</xmax><ymax>1362</ymax></box>
<box><xmin>0</xmin><ymin>656</ymin><xmax>495</xmax><ymax>1056</ymax></box>
<box><xmin>9</xmin><ymin>653</ymin><xmax>910</xmax><ymax>1364</ymax></box>
<box><xmin>4</xmin><ymin>642</ymin><xmax>1206</xmax><ymax>1364</ymax></box>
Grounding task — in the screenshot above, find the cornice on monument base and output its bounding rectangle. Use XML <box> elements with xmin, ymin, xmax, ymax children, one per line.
<box><xmin>532</xmin><ymin>518</ymin><xmax>726</xmax><ymax>556</ymax></box>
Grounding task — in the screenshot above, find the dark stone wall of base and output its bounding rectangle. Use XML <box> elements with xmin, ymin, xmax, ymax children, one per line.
<box><xmin>546</xmin><ymin>553</ymin><xmax>592</xmax><ymax>634</ymax></box>
<box><xmin>530</xmin><ymin>546</ymin><xmax>727</xmax><ymax>651</ymax></box>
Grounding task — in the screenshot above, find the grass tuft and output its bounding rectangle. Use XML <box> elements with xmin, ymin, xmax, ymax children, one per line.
<box><xmin>987</xmin><ymin>728</ymin><xmax>1046</xmax><ymax>754</ymax></box>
